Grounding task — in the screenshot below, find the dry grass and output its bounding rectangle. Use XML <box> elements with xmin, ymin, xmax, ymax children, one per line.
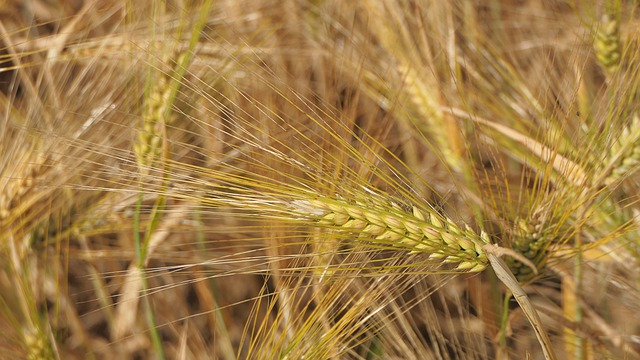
<box><xmin>2</xmin><ymin>0</ymin><xmax>640</xmax><ymax>359</ymax></box>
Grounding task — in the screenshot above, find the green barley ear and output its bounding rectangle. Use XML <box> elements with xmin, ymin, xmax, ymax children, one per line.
<box><xmin>594</xmin><ymin>13</ymin><xmax>621</xmax><ymax>76</ymax></box>
<box><xmin>399</xmin><ymin>65</ymin><xmax>465</xmax><ymax>172</ymax></box>
<box><xmin>133</xmin><ymin>53</ymin><xmax>177</xmax><ymax>173</ymax></box>
<box><xmin>291</xmin><ymin>191</ymin><xmax>490</xmax><ymax>272</ymax></box>
<box><xmin>601</xmin><ymin>114</ymin><xmax>640</xmax><ymax>186</ymax></box>
<box><xmin>509</xmin><ymin>205</ymin><xmax>554</xmax><ymax>280</ymax></box>
<box><xmin>23</xmin><ymin>326</ymin><xmax>55</xmax><ymax>360</ymax></box>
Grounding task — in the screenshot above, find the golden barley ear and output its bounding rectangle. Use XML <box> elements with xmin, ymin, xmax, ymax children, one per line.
<box><xmin>0</xmin><ymin>150</ymin><xmax>46</xmax><ymax>222</ymax></box>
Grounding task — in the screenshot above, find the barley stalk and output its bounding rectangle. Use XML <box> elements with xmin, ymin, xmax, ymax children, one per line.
<box><xmin>486</xmin><ymin>247</ymin><xmax>557</xmax><ymax>360</ymax></box>
<box><xmin>291</xmin><ymin>192</ymin><xmax>490</xmax><ymax>272</ymax></box>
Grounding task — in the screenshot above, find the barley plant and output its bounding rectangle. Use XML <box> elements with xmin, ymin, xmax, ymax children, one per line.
<box><xmin>2</xmin><ymin>1</ymin><xmax>640</xmax><ymax>359</ymax></box>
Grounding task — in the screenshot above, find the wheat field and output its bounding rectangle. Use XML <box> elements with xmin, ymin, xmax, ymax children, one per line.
<box><xmin>1</xmin><ymin>0</ymin><xmax>640</xmax><ymax>359</ymax></box>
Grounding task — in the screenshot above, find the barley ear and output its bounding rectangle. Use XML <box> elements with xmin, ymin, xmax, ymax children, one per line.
<box><xmin>292</xmin><ymin>194</ymin><xmax>490</xmax><ymax>272</ymax></box>
<box><xmin>594</xmin><ymin>14</ymin><xmax>621</xmax><ymax>76</ymax></box>
<box><xmin>133</xmin><ymin>58</ymin><xmax>174</xmax><ymax>174</ymax></box>
<box><xmin>601</xmin><ymin>114</ymin><xmax>640</xmax><ymax>186</ymax></box>
<box><xmin>0</xmin><ymin>150</ymin><xmax>47</xmax><ymax>223</ymax></box>
<box><xmin>23</xmin><ymin>326</ymin><xmax>56</xmax><ymax>360</ymax></box>
<box><xmin>400</xmin><ymin>65</ymin><xmax>464</xmax><ymax>172</ymax></box>
<box><xmin>509</xmin><ymin>205</ymin><xmax>553</xmax><ymax>279</ymax></box>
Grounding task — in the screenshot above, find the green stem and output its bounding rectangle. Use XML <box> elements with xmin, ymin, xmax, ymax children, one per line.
<box><xmin>194</xmin><ymin>209</ymin><xmax>237</xmax><ymax>360</ymax></box>
<box><xmin>133</xmin><ymin>190</ymin><xmax>166</xmax><ymax>360</ymax></box>
<box><xmin>498</xmin><ymin>291</ymin><xmax>510</xmax><ymax>355</ymax></box>
<box><xmin>143</xmin><ymin>287</ymin><xmax>165</xmax><ymax>360</ymax></box>
<box><xmin>573</xmin><ymin>235</ymin><xmax>584</xmax><ymax>360</ymax></box>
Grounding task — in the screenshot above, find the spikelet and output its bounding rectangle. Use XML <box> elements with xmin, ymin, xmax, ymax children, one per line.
<box><xmin>291</xmin><ymin>193</ymin><xmax>490</xmax><ymax>272</ymax></box>
<box><xmin>594</xmin><ymin>14</ymin><xmax>621</xmax><ymax>76</ymax></box>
